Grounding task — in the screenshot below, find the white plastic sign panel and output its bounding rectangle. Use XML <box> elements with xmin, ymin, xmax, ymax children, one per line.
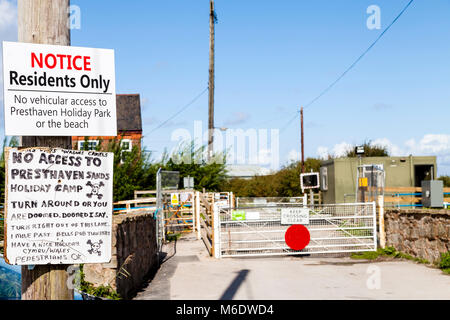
<box><xmin>246</xmin><ymin>211</ymin><xmax>260</xmax><ymax>220</ymax></box>
<box><xmin>2</xmin><ymin>41</ymin><xmax>116</xmax><ymax>136</ymax></box>
<box><xmin>4</xmin><ymin>147</ymin><xmax>113</xmax><ymax>265</ymax></box>
<box><xmin>281</xmin><ymin>208</ymin><xmax>310</xmax><ymax>225</ymax></box>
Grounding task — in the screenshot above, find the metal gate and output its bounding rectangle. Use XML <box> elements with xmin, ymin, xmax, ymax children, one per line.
<box><xmin>216</xmin><ymin>202</ymin><xmax>376</xmax><ymax>258</ymax></box>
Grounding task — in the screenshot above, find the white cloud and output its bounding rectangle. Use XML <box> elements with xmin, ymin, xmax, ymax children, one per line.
<box><xmin>316</xmin><ymin>146</ymin><xmax>329</xmax><ymax>159</ymax></box>
<box><xmin>287</xmin><ymin>149</ymin><xmax>300</xmax><ymax>163</ymax></box>
<box><xmin>371</xmin><ymin>138</ymin><xmax>403</xmax><ymax>156</ymax></box>
<box><xmin>332</xmin><ymin>142</ymin><xmax>352</xmax><ymax>157</ymax></box>
<box><xmin>0</xmin><ymin>0</ymin><xmax>17</xmax><ymax>130</ymax></box>
<box><xmin>317</xmin><ymin>134</ymin><xmax>450</xmax><ymax>175</ymax></box>
<box><xmin>0</xmin><ymin>0</ymin><xmax>16</xmax><ymax>32</ymax></box>
<box><xmin>224</xmin><ymin>112</ymin><xmax>251</xmax><ymax>126</ymax></box>
<box><xmin>372</xmin><ymin>102</ymin><xmax>392</xmax><ymax>110</ymax></box>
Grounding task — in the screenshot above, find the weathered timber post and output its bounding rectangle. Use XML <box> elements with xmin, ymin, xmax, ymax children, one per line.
<box><xmin>18</xmin><ymin>0</ymin><xmax>73</xmax><ymax>300</ymax></box>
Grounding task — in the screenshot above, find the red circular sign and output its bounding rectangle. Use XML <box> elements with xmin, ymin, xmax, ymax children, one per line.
<box><xmin>285</xmin><ymin>225</ymin><xmax>310</xmax><ymax>251</ymax></box>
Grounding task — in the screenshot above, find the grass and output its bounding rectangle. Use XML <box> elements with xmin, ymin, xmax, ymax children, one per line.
<box><xmin>351</xmin><ymin>247</ymin><xmax>430</xmax><ymax>265</ymax></box>
<box><xmin>166</xmin><ymin>232</ymin><xmax>182</xmax><ymax>242</ymax></box>
<box><xmin>352</xmin><ymin>247</ymin><xmax>450</xmax><ymax>275</ymax></box>
<box><xmin>78</xmin><ymin>264</ymin><xmax>121</xmax><ymax>300</ymax></box>
<box><xmin>439</xmin><ymin>252</ymin><xmax>450</xmax><ymax>275</ymax></box>
<box><xmin>339</xmin><ymin>221</ymin><xmax>369</xmax><ymax>237</ymax></box>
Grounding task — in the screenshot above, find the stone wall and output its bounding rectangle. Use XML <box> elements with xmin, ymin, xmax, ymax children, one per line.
<box><xmin>83</xmin><ymin>211</ymin><xmax>158</xmax><ymax>299</ymax></box>
<box><xmin>385</xmin><ymin>209</ymin><xmax>450</xmax><ymax>263</ymax></box>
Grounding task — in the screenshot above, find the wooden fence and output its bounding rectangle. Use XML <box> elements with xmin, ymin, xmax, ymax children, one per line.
<box><xmin>198</xmin><ymin>192</ymin><xmax>215</xmax><ymax>256</ymax></box>
<box><xmin>384</xmin><ymin>187</ymin><xmax>450</xmax><ymax>207</ymax></box>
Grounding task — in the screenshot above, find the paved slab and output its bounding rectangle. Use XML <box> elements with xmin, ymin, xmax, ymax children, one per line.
<box><xmin>135</xmin><ymin>234</ymin><xmax>450</xmax><ymax>300</ymax></box>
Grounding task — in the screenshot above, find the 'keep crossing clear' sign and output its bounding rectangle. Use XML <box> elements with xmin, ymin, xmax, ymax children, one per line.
<box><xmin>4</xmin><ymin>147</ymin><xmax>113</xmax><ymax>265</ymax></box>
<box><xmin>281</xmin><ymin>208</ymin><xmax>310</xmax><ymax>225</ymax></box>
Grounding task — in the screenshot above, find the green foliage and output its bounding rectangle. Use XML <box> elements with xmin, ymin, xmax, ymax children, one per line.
<box><xmin>437</xmin><ymin>176</ymin><xmax>450</xmax><ymax>187</ymax></box>
<box><xmin>350</xmin><ymin>250</ymin><xmax>381</xmax><ymax>260</ymax></box>
<box><xmin>78</xmin><ymin>264</ymin><xmax>121</xmax><ymax>300</ymax></box>
<box><xmin>351</xmin><ymin>246</ymin><xmax>430</xmax><ymax>264</ymax></box>
<box><xmin>339</xmin><ymin>221</ymin><xmax>368</xmax><ymax>237</ymax></box>
<box><xmin>343</xmin><ymin>140</ymin><xmax>390</xmax><ymax>158</ymax></box>
<box><xmin>166</xmin><ymin>232</ymin><xmax>182</xmax><ymax>242</ymax></box>
<box><xmin>439</xmin><ymin>252</ymin><xmax>450</xmax><ymax>271</ymax></box>
<box><xmin>0</xmin><ymin>137</ymin><xmax>19</xmax><ymax>205</ymax></box>
<box><xmin>224</xmin><ymin>157</ymin><xmax>322</xmax><ymax>197</ymax></box>
<box><xmin>104</xmin><ymin>138</ymin><xmax>154</xmax><ymax>202</ymax></box>
<box><xmin>157</xmin><ymin>142</ymin><xmax>227</xmax><ymax>192</ymax></box>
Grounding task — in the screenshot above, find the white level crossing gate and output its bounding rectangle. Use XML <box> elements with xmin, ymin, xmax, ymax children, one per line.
<box><xmin>216</xmin><ymin>202</ymin><xmax>377</xmax><ymax>258</ymax></box>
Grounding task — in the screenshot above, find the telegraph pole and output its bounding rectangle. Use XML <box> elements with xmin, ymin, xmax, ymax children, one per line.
<box><xmin>300</xmin><ymin>107</ymin><xmax>305</xmax><ymax>173</ymax></box>
<box><xmin>207</xmin><ymin>0</ymin><xmax>215</xmax><ymax>161</ymax></box>
<box><xmin>18</xmin><ymin>0</ymin><xmax>73</xmax><ymax>300</ymax></box>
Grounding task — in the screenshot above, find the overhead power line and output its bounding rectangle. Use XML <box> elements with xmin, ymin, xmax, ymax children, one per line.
<box><xmin>279</xmin><ymin>111</ymin><xmax>299</xmax><ymax>134</ymax></box>
<box><xmin>148</xmin><ymin>87</ymin><xmax>208</xmax><ymax>134</ymax></box>
<box><xmin>304</xmin><ymin>0</ymin><xmax>415</xmax><ymax>109</ymax></box>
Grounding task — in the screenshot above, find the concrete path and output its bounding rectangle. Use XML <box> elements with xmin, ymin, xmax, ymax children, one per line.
<box><xmin>135</xmin><ymin>234</ymin><xmax>450</xmax><ymax>300</ymax></box>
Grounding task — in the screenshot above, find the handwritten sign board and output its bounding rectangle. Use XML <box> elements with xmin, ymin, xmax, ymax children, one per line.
<box><xmin>3</xmin><ymin>147</ymin><xmax>113</xmax><ymax>265</ymax></box>
<box><xmin>281</xmin><ymin>208</ymin><xmax>310</xmax><ymax>225</ymax></box>
<box><xmin>2</xmin><ymin>41</ymin><xmax>116</xmax><ymax>136</ymax></box>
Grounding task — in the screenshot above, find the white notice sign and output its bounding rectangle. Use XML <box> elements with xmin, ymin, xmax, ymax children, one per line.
<box><xmin>4</xmin><ymin>147</ymin><xmax>113</xmax><ymax>265</ymax></box>
<box><xmin>2</xmin><ymin>41</ymin><xmax>116</xmax><ymax>136</ymax></box>
<box><xmin>281</xmin><ymin>208</ymin><xmax>310</xmax><ymax>225</ymax></box>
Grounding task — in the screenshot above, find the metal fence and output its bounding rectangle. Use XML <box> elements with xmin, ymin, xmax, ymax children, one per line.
<box><xmin>217</xmin><ymin>202</ymin><xmax>376</xmax><ymax>258</ymax></box>
<box><xmin>236</xmin><ymin>196</ymin><xmax>306</xmax><ymax>207</ymax></box>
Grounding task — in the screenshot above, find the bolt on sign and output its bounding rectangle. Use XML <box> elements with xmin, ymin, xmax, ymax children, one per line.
<box><xmin>281</xmin><ymin>208</ymin><xmax>310</xmax><ymax>225</ymax></box>
<box><xmin>3</xmin><ymin>147</ymin><xmax>113</xmax><ymax>265</ymax></box>
<box><xmin>2</xmin><ymin>41</ymin><xmax>116</xmax><ymax>136</ymax></box>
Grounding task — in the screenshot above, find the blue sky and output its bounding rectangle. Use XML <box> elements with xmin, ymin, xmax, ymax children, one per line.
<box><xmin>1</xmin><ymin>0</ymin><xmax>450</xmax><ymax>175</ymax></box>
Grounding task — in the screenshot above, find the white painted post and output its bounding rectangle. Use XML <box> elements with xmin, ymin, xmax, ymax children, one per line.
<box><xmin>213</xmin><ymin>204</ymin><xmax>221</xmax><ymax>259</ymax></box>
<box><xmin>378</xmin><ymin>195</ymin><xmax>386</xmax><ymax>248</ymax></box>
<box><xmin>372</xmin><ymin>201</ymin><xmax>378</xmax><ymax>250</ymax></box>
<box><xmin>195</xmin><ymin>191</ymin><xmax>201</xmax><ymax>240</ymax></box>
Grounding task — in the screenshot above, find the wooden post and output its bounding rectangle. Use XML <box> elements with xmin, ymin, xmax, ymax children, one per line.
<box><xmin>195</xmin><ymin>191</ymin><xmax>201</xmax><ymax>240</ymax></box>
<box><xmin>207</xmin><ymin>0</ymin><xmax>215</xmax><ymax>161</ymax></box>
<box><xmin>300</xmin><ymin>107</ymin><xmax>304</xmax><ymax>173</ymax></box>
<box><xmin>378</xmin><ymin>195</ymin><xmax>386</xmax><ymax>248</ymax></box>
<box><xmin>19</xmin><ymin>0</ymin><xmax>73</xmax><ymax>300</ymax></box>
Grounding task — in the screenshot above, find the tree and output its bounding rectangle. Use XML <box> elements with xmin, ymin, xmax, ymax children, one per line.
<box><xmin>158</xmin><ymin>142</ymin><xmax>228</xmax><ymax>192</ymax></box>
<box><xmin>438</xmin><ymin>176</ymin><xmax>450</xmax><ymax>187</ymax></box>
<box><xmin>344</xmin><ymin>140</ymin><xmax>390</xmax><ymax>157</ymax></box>
<box><xmin>224</xmin><ymin>158</ymin><xmax>323</xmax><ymax>197</ymax></box>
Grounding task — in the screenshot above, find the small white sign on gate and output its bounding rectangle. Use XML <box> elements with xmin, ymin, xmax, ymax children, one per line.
<box><xmin>281</xmin><ymin>208</ymin><xmax>310</xmax><ymax>225</ymax></box>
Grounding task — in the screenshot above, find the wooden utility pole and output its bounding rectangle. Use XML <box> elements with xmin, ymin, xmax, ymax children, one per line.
<box><xmin>300</xmin><ymin>107</ymin><xmax>305</xmax><ymax>173</ymax></box>
<box><xmin>18</xmin><ymin>0</ymin><xmax>73</xmax><ymax>300</ymax></box>
<box><xmin>207</xmin><ymin>0</ymin><xmax>215</xmax><ymax>161</ymax></box>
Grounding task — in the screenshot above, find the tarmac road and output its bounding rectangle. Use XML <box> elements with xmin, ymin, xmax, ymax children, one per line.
<box><xmin>135</xmin><ymin>234</ymin><xmax>450</xmax><ymax>300</ymax></box>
